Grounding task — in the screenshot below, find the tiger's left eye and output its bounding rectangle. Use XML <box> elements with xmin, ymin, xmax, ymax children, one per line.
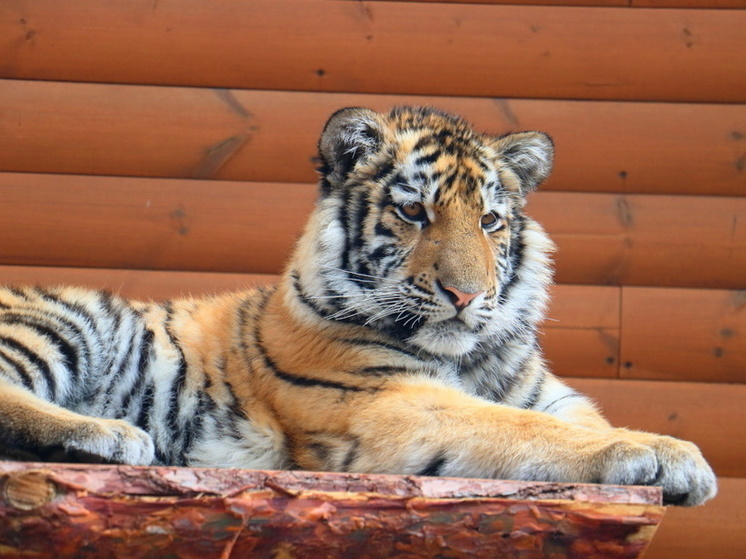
<box><xmin>480</xmin><ymin>211</ymin><xmax>504</xmax><ymax>231</ymax></box>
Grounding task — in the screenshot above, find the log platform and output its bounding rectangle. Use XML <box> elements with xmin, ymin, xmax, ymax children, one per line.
<box><xmin>0</xmin><ymin>462</ymin><xmax>663</xmax><ymax>558</ymax></box>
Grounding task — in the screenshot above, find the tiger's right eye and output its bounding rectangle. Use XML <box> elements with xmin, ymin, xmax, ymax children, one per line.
<box><xmin>397</xmin><ymin>202</ymin><xmax>429</xmax><ymax>225</ymax></box>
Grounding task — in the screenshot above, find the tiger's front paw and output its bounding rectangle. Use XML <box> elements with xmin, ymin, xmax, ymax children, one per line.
<box><xmin>597</xmin><ymin>434</ymin><xmax>717</xmax><ymax>506</ymax></box>
<box><xmin>644</xmin><ymin>434</ymin><xmax>717</xmax><ymax>506</ymax></box>
<box><xmin>66</xmin><ymin>418</ymin><xmax>156</xmax><ymax>466</ymax></box>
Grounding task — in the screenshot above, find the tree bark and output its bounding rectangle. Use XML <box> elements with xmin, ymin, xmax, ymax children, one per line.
<box><xmin>0</xmin><ymin>462</ymin><xmax>664</xmax><ymax>558</ymax></box>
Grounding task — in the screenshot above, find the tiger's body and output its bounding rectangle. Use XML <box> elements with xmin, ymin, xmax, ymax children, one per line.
<box><xmin>0</xmin><ymin>107</ymin><xmax>716</xmax><ymax>506</ymax></box>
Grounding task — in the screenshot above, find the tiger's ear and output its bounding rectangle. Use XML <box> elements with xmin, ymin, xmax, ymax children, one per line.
<box><xmin>493</xmin><ymin>131</ymin><xmax>554</xmax><ymax>194</ymax></box>
<box><xmin>318</xmin><ymin>107</ymin><xmax>383</xmax><ymax>191</ymax></box>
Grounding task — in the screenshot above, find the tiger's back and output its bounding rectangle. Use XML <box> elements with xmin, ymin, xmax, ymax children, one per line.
<box><xmin>0</xmin><ymin>107</ymin><xmax>717</xmax><ymax>507</ymax></box>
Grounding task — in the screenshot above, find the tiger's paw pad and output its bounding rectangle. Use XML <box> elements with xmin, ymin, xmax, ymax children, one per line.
<box><xmin>66</xmin><ymin>419</ymin><xmax>156</xmax><ymax>466</ymax></box>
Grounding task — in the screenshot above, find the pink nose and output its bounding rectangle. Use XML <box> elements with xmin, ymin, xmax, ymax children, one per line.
<box><xmin>440</xmin><ymin>284</ymin><xmax>484</xmax><ymax>311</ymax></box>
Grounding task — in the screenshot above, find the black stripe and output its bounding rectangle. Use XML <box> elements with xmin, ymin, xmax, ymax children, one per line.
<box><xmin>414</xmin><ymin>151</ymin><xmax>439</xmax><ymax>167</ymax></box>
<box><xmin>0</xmin><ymin>349</ymin><xmax>35</xmax><ymax>391</ymax></box>
<box><xmin>339</xmin><ymin>338</ymin><xmax>421</xmax><ymax>360</ymax></box>
<box><xmin>520</xmin><ymin>370</ymin><xmax>546</xmax><ymax>410</ymax></box>
<box><xmin>0</xmin><ymin>336</ymin><xmax>56</xmax><ymax>400</ymax></box>
<box><xmin>163</xmin><ymin>304</ymin><xmax>188</xmax><ymax>441</ymax></box>
<box><xmin>541</xmin><ymin>392</ymin><xmax>583</xmax><ymax>414</ymax></box>
<box><xmin>341</xmin><ymin>437</ymin><xmax>360</xmax><ymax>471</ymax></box>
<box><xmin>252</xmin><ymin>294</ymin><xmax>368</xmax><ymax>393</ymax></box>
<box><xmin>135</xmin><ymin>383</ymin><xmax>155</xmax><ymax>432</ymax></box>
<box><xmin>0</xmin><ymin>315</ymin><xmax>80</xmax><ymax>380</ymax></box>
<box><xmin>417</xmin><ymin>454</ymin><xmax>447</xmax><ymax>477</ymax></box>
<box><xmin>270</xmin><ymin>366</ymin><xmax>365</xmax><ymax>392</ymax></box>
<box><xmin>355</xmin><ymin>366</ymin><xmax>408</xmax><ymax>376</ymax></box>
<box><xmin>498</xmin><ymin>216</ymin><xmax>526</xmax><ymax>304</ymax></box>
<box><xmin>120</xmin><ymin>328</ymin><xmax>154</xmax><ymax>416</ymax></box>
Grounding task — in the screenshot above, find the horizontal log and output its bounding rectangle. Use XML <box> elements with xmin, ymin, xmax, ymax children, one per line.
<box><xmin>541</xmin><ymin>285</ymin><xmax>621</xmax><ymax>378</ymax></box>
<box><xmin>403</xmin><ymin>0</ymin><xmax>746</xmax><ymax>8</ymax></box>
<box><xmin>620</xmin><ymin>287</ymin><xmax>746</xmax><ymax>383</ymax></box>
<box><xmin>0</xmin><ymin>464</ymin><xmax>663</xmax><ymax>559</ymax></box>
<box><xmin>0</xmin><ymin>174</ymin><xmax>314</xmax><ymax>275</ymax></box>
<box><xmin>1</xmin><ymin>2</ymin><xmax>744</xmax><ymax>103</ymax></box>
<box><xmin>1</xmin><ymin>173</ymin><xmax>744</xmax><ymax>290</ymax></box>
<box><xmin>0</xmin><ymin>266</ymin><xmax>277</xmax><ymax>302</ymax></box>
<box><xmin>567</xmin><ymin>378</ymin><xmax>746</xmax><ymax>478</ymax></box>
<box><xmin>643</xmin><ymin>476</ymin><xmax>746</xmax><ymax>559</ymax></box>
<box><xmin>530</xmin><ymin>192</ymin><xmax>746</xmax><ymax>289</ymax></box>
<box><xmin>1</xmin><ymin>81</ymin><xmax>744</xmax><ymax>195</ymax></box>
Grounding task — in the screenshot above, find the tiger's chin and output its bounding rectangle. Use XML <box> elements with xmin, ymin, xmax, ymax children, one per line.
<box><xmin>407</xmin><ymin>321</ymin><xmax>480</xmax><ymax>357</ymax></box>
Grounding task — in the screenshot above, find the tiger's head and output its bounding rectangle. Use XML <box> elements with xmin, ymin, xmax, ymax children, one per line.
<box><xmin>289</xmin><ymin>106</ymin><xmax>555</xmax><ymax>358</ymax></box>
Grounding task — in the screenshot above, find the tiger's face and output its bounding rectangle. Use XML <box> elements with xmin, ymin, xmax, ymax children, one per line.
<box><xmin>296</xmin><ymin>107</ymin><xmax>554</xmax><ymax>358</ymax></box>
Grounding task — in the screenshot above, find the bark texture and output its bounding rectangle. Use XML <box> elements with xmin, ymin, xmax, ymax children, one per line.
<box><xmin>0</xmin><ymin>462</ymin><xmax>664</xmax><ymax>559</ymax></box>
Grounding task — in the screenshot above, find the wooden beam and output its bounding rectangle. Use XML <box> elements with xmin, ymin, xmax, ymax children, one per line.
<box><xmin>0</xmin><ymin>463</ymin><xmax>663</xmax><ymax>559</ymax></box>
<box><xmin>1</xmin><ymin>80</ymin><xmax>744</xmax><ymax>195</ymax></box>
<box><xmin>530</xmin><ymin>192</ymin><xmax>746</xmax><ymax>289</ymax></box>
<box><xmin>1</xmin><ymin>1</ymin><xmax>744</xmax><ymax>103</ymax></box>
<box><xmin>620</xmin><ymin>287</ymin><xmax>746</xmax><ymax>383</ymax></box>
<box><xmin>1</xmin><ymin>173</ymin><xmax>744</xmax><ymax>289</ymax></box>
<box><xmin>400</xmin><ymin>0</ymin><xmax>746</xmax><ymax>8</ymax></box>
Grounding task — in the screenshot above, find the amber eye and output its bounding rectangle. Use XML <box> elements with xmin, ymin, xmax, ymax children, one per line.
<box><xmin>397</xmin><ymin>202</ymin><xmax>429</xmax><ymax>224</ymax></box>
<box><xmin>480</xmin><ymin>211</ymin><xmax>504</xmax><ymax>231</ymax></box>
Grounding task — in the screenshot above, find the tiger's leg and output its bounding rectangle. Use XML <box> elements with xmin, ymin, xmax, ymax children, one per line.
<box><xmin>323</xmin><ymin>379</ymin><xmax>716</xmax><ymax>506</ymax></box>
<box><xmin>0</xmin><ymin>379</ymin><xmax>155</xmax><ymax>465</ymax></box>
<box><xmin>530</xmin><ymin>374</ymin><xmax>717</xmax><ymax>506</ymax></box>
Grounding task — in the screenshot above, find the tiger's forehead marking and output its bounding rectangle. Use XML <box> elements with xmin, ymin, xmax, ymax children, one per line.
<box><xmin>391</xmin><ymin>129</ymin><xmax>503</xmax><ymax>212</ymax></box>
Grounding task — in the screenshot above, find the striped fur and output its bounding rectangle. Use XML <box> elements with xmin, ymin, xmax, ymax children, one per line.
<box><xmin>0</xmin><ymin>107</ymin><xmax>716</xmax><ymax>506</ymax></box>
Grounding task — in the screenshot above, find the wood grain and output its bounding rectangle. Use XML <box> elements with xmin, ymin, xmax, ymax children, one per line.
<box><xmin>1</xmin><ymin>80</ymin><xmax>744</xmax><ymax>195</ymax></box>
<box><xmin>0</xmin><ymin>464</ymin><xmax>664</xmax><ymax>559</ymax></box>
<box><xmin>529</xmin><ymin>192</ymin><xmax>746</xmax><ymax>289</ymax></box>
<box><xmin>1</xmin><ymin>1</ymin><xmax>744</xmax><ymax>103</ymax></box>
<box><xmin>2</xmin><ymin>173</ymin><xmax>744</xmax><ymax>289</ymax></box>
<box><xmin>567</xmin><ymin>378</ymin><xmax>746</xmax><ymax>477</ymax></box>
<box><xmin>620</xmin><ymin>287</ymin><xmax>746</xmax><ymax>383</ymax></box>
<box><xmin>541</xmin><ymin>285</ymin><xmax>621</xmax><ymax>378</ymax></box>
<box><xmin>403</xmin><ymin>0</ymin><xmax>746</xmax><ymax>8</ymax></box>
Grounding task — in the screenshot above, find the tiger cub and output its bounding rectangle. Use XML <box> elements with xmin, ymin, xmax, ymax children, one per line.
<box><xmin>0</xmin><ymin>106</ymin><xmax>716</xmax><ymax>506</ymax></box>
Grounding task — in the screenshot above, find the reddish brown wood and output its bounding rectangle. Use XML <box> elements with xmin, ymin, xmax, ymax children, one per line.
<box><xmin>1</xmin><ymin>82</ymin><xmax>744</xmax><ymax>196</ymax></box>
<box><xmin>1</xmin><ymin>173</ymin><xmax>745</xmax><ymax>289</ymax></box>
<box><xmin>1</xmin><ymin>1</ymin><xmax>744</xmax><ymax>103</ymax></box>
<box><xmin>529</xmin><ymin>193</ymin><xmax>746</xmax><ymax>289</ymax></box>
<box><xmin>403</xmin><ymin>0</ymin><xmax>746</xmax><ymax>7</ymax></box>
<box><xmin>619</xmin><ymin>287</ymin><xmax>746</xmax><ymax>383</ymax></box>
<box><xmin>0</xmin><ymin>463</ymin><xmax>663</xmax><ymax>559</ymax></box>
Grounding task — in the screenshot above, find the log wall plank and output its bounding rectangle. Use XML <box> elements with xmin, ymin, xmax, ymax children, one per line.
<box><xmin>620</xmin><ymin>287</ymin><xmax>746</xmax><ymax>383</ymax></box>
<box><xmin>0</xmin><ymin>174</ymin><xmax>315</xmax><ymax>275</ymax></box>
<box><xmin>567</xmin><ymin>378</ymin><xmax>746</xmax><ymax>477</ymax></box>
<box><xmin>1</xmin><ymin>1</ymin><xmax>744</xmax><ymax>103</ymax></box>
<box><xmin>1</xmin><ymin>80</ymin><xmax>744</xmax><ymax>195</ymax></box>
<box><xmin>530</xmin><ymin>192</ymin><xmax>746</xmax><ymax>289</ymax></box>
<box><xmin>403</xmin><ymin>0</ymin><xmax>746</xmax><ymax>8</ymax></box>
<box><xmin>2</xmin><ymin>173</ymin><xmax>744</xmax><ymax>289</ymax></box>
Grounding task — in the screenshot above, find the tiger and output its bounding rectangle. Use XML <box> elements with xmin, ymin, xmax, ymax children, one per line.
<box><xmin>0</xmin><ymin>106</ymin><xmax>716</xmax><ymax>506</ymax></box>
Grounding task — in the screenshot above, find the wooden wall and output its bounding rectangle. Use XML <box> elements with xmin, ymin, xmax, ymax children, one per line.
<box><xmin>0</xmin><ymin>1</ymin><xmax>744</xmax><ymax>556</ymax></box>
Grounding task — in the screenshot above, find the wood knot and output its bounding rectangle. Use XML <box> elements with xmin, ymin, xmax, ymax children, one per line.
<box><xmin>2</xmin><ymin>471</ymin><xmax>56</xmax><ymax>511</ymax></box>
